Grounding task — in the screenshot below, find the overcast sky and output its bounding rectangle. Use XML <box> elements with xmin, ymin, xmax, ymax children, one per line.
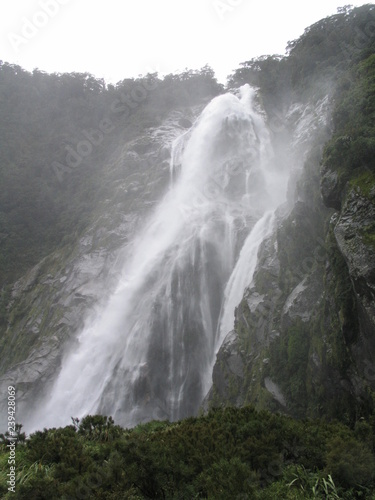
<box><xmin>0</xmin><ymin>0</ymin><xmax>371</xmax><ymax>84</ymax></box>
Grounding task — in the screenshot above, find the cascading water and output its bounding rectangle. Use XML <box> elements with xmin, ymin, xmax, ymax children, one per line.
<box><xmin>27</xmin><ymin>85</ymin><xmax>286</xmax><ymax>431</ymax></box>
<box><xmin>216</xmin><ymin>211</ymin><xmax>276</xmax><ymax>349</ymax></box>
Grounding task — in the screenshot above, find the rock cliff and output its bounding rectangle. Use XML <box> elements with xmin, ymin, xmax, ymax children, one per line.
<box><xmin>206</xmin><ymin>91</ymin><xmax>375</xmax><ymax>422</ymax></box>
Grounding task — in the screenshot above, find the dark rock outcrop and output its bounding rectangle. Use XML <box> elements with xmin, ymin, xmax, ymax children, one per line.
<box><xmin>205</xmin><ymin>95</ymin><xmax>375</xmax><ymax>422</ymax></box>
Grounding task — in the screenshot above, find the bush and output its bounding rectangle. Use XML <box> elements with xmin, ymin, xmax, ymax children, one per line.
<box><xmin>325</xmin><ymin>436</ymin><xmax>375</xmax><ymax>488</ymax></box>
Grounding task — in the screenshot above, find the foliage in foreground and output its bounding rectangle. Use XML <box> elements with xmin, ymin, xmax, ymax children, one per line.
<box><xmin>0</xmin><ymin>407</ymin><xmax>375</xmax><ymax>499</ymax></box>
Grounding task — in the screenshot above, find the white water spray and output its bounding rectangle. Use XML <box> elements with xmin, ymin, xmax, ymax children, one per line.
<box><xmin>217</xmin><ymin>210</ymin><xmax>275</xmax><ymax>347</ymax></box>
<box><xmin>27</xmin><ymin>85</ymin><xmax>287</xmax><ymax>431</ymax></box>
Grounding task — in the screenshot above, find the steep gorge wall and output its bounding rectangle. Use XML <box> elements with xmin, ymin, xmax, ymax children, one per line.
<box><xmin>0</xmin><ymin>108</ymin><xmax>199</xmax><ymax>428</ymax></box>
<box><xmin>2</xmin><ymin>6</ymin><xmax>375</xmax><ymax>431</ymax></box>
<box><xmin>206</xmin><ymin>92</ymin><xmax>375</xmax><ymax>423</ymax></box>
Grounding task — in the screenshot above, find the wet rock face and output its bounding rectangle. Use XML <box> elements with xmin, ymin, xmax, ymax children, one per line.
<box><xmin>264</xmin><ymin>377</ymin><xmax>286</xmax><ymax>407</ymax></box>
<box><xmin>203</xmin><ymin>330</ymin><xmax>246</xmax><ymax>409</ymax></box>
<box><xmin>0</xmin><ymin>108</ymin><xmax>200</xmax><ymax>429</ymax></box>
<box><xmin>205</xmin><ymin>200</ymin><xmax>325</xmax><ymax>416</ymax></box>
<box><xmin>334</xmin><ymin>187</ymin><xmax>375</xmax><ymax>384</ymax></box>
<box><xmin>280</xmin><ymin>273</ymin><xmax>323</xmax><ymax>330</ymax></box>
<box><xmin>206</xmin><ymin>189</ymin><xmax>374</xmax><ymax>419</ymax></box>
<box><xmin>321</xmin><ymin>165</ymin><xmax>341</xmax><ymax>210</ymax></box>
<box><xmin>335</xmin><ymin>189</ymin><xmax>375</xmax><ymax>292</ymax></box>
<box><xmin>1</xmin><ymin>83</ymin><xmax>374</xmax><ymax>429</ymax></box>
<box><xmin>178</xmin><ymin>117</ymin><xmax>193</xmax><ymax>129</ymax></box>
<box><xmin>0</xmin><ymin>338</ymin><xmax>63</xmax><ymax>427</ymax></box>
<box><xmin>206</xmin><ymin>94</ymin><xmax>375</xmax><ymax>422</ymax></box>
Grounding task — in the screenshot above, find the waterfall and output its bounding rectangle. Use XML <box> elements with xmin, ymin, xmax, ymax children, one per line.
<box><xmin>27</xmin><ymin>85</ymin><xmax>286</xmax><ymax>431</ymax></box>
<box><xmin>217</xmin><ymin>211</ymin><xmax>275</xmax><ymax>346</ymax></box>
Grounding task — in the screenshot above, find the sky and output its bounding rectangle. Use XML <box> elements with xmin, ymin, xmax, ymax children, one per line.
<box><xmin>0</xmin><ymin>0</ymin><xmax>371</xmax><ymax>84</ymax></box>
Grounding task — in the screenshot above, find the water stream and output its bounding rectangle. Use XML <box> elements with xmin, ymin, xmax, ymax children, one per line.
<box><xmin>28</xmin><ymin>85</ymin><xmax>287</xmax><ymax>430</ymax></box>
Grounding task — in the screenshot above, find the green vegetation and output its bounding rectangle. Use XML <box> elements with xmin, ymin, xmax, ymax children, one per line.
<box><xmin>1</xmin><ymin>409</ymin><xmax>375</xmax><ymax>499</ymax></box>
<box><xmin>2</xmin><ymin>4</ymin><xmax>374</xmax><ymax>294</ymax></box>
<box><xmin>211</xmin><ymin>4</ymin><xmax>375</xmax><ymax>425</ymax></box>
<box><xmin>0</xmin><ymin>62</ymin><xmax>223</xmax><ymax>288</ymax></box>
<box><xmin>321</xmin><ymin>42</ymin><xmax>375</xmax><ymax>206</ymax></box>
<box><xmin>350</xmin><ymin>170</ymin><xmax>375</xmax><ymax>197</ymax></box>
<box><xmin>268</xmin><ymin>322</ymin><xmax>310</xmax><ymax>417</ymax></box>
<box><xmin>1</xmin><ymin>5</ymin><xmax>375</xmax><ymax>498</ymax></box>
<box><xmin>0</xmin><ymin>62</ymin><xmax>223</xmax><ymax>365</ymax></box>
<box><xmin>229</xmin><ymin>5</ymin><xmax>375</xmax><ymax>117</ymax></box>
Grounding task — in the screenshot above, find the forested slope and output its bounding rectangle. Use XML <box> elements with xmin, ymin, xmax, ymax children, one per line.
<box><xmin>206</xmin><ymin>4</ymin><xmax>375</xmax><ymax>425</ymax></box>
<box><xmin>0</xmin><ymin>63</ymin><xmax>222</xmax><ymax>287</ymax></box>
<box><xmin>1</xmin><ymin>5</ymin><xmax>375</xmax><ymax>499</ymax></box>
